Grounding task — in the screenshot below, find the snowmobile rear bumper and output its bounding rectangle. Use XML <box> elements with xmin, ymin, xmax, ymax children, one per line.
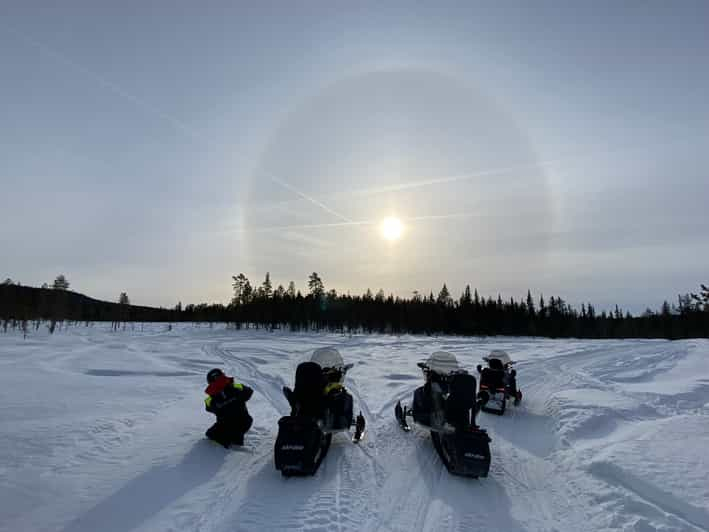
<box><xmin>480</xmin><ymin>389</ymin><xmax>506</xmax><ymax>415</ymax></box>
<box><xmin>274</xmin><ymin>416</ymin><xmax>331</xmax><ymax>476</ymax></box>
<box><xmin>432</xmin><ymin>429</ymin><xmax>491</xmax><ymax>478</ymax></box>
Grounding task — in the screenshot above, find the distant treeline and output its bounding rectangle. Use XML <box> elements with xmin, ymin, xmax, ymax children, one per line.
<box><xmin>0</xmin><ymin>284</ymin><xmax>177</xmax><ymax>332</ymax></box>
<box><xmin>1</xmin><ymin>274</ymin><xmax>708</xmax><ymax>339</ymax></box>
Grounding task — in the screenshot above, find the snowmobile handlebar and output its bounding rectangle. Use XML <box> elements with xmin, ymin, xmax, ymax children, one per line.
<box><xmin>322</xmin><ymin>363</ymin><xmax>354</xmax><ymax>375</ymax></box>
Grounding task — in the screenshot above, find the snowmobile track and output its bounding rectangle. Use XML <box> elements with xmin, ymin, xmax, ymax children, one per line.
<box><xmin>588</xmin><ymin>461</ymin><xmax>709</xmax><ymax>532</ymax></box>
<box><xmin>2</xmin><ymin>328</ymin><xmax>708</xmax><ymax>532</ymax></box>
<box><xmin>208</xmin><ymin>343</ymin><xmax>291</xmax><ymax>416</ymax></box>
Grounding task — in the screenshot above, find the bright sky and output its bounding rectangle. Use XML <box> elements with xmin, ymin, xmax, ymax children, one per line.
<box><xmin>2</xmin><ymin>1</ymin><xmax>708</xmax><ymax>312</ymax></box>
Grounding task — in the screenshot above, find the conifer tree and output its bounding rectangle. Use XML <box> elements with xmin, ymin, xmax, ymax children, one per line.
<box><xmin>261</xmin><ymin>272</ymin><xmax>273</xmax><ymax>298</ymax></box>
<box><xmin>437</xmin><ymin>284</ymin><xmax>452</xmax><ymax>306</ymax></box>
<box><xmin>286</xmin><ymin>281</ymin><xmax>296</xmax><ymax>298</ymax></box>
<box><xmin>308</xmin><ymin>272</ymin><xmax>324</xmax><ymax>298</ymax></box>
<box><xmin>461</xmin><ymin>285</ymin><xmax>472</xmax><ymax>306</ymax></box>
<box><xmin>53</xmin><ymin>274</ymin><xmax>70</xmax><ymax>290</ymax></box>
<box><xmin>526</xmin><ymin>290</ymin><xmax>535</xmax><ymax>316</ymax></box>
<box><xmin>232</xmin><ymin>274</ymin><xmax>252</xmax><ymax>305</ymax></box>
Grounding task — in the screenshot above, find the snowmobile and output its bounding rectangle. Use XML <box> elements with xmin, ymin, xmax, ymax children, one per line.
<box><xmin>476</xmin><ymin>349</ymin><xmax>522</xmax><ymax>416</ymax></box>
<box><xmin>274</xmin><ymin>347</ymin><xmax>365</xmax><ymax>476</ymax></box>
<box><xmin>394</xmin><ymin>351</ymin><xmax>492</xmax><ymax>478</ymax></box>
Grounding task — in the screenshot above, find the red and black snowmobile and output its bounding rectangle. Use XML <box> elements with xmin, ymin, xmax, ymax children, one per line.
<box><xmin>477</xmin><ymin>350</ymin><xmax>522</xmax><ymax>416</ymax></box>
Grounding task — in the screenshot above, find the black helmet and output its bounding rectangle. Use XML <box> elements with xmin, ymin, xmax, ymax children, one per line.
<box><xmin>207</xmin><ymin>368</ymin><xmax>224</xmax><ymax>384</ymax></box>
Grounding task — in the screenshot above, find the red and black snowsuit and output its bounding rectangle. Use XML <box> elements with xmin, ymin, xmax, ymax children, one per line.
<box><xmin>204</xmin><ymin>375</ymin><xmax>253</xmax><ymax>447</ymax></box>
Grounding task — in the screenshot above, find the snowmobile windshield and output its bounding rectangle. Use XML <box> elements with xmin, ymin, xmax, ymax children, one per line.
<box><xmin>425</xmin><ymin>351</ymin><xmax>459</xmax><ymax>374</ymax></box>
<box><xmin>311</xmin><ymin>347</ymin><xmax>345</xmax><ymax>370</ymax></box>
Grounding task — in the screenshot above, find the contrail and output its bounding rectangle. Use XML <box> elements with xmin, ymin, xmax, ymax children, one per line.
<box><xmin>342</xmin><ymin>159</ymin><xmax>564</xmax><ymax>198</ymax></box>
<box><xmin>234</xmin><ymin>158</ymin><xmax>565</xmax><ymax>215</ymax></box>
<box><xmin>229</xmin><ymin>212</ymin><xmax>476</xmax><ymax>234</ymax></box>
<box><xmin>5</xmin><ymin>25</ymin><xmax>202</xmax><ymax>142</ymax></box>
<box><xmin>268</xmin><ymin>175</ymin><xmax>353</xmax><ymax>222</ymax></box>
<box><xmin>233</xmin><ymin>219</ymin><xmax>373</xmax><ymax>233</ymax></box>
<box><xmin>6</xmin><ymin>24</ymin><xmax>352</xmax><ymax>223</ymax></box>
<box><xmin>404</xmin><ymin>212</ymin><xmax>478</xmax><ymax>222</ymax></box>
<box><xmin>337</xmin><ymin>130</ymin><xmax>709</xmax><ymax>199</ymax></box>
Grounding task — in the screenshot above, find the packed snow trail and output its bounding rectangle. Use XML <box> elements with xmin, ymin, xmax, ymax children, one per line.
<box><xmin>0</xmin><ymin>325</ymin><xmax>707</xmax><ymax>531</ymax></box>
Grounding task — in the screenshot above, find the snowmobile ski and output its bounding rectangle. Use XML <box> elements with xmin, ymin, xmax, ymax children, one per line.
<box><xmin>395</xmin><ymin>401</ymin><xmax>411</xmax><ymax>431</ymax></box>
<box><xmin>514</xmin><ymin>390</ymin><xmax>522</xmax><ymax>406</ymax></box>
<box><xmin>352</xmin><ymin>412</ymin><xmax>366</xmax><ymax>443</ymax></box>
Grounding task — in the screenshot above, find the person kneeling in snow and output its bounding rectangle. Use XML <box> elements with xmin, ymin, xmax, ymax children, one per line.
<box><xmin>204</xmin><ymin>368</ymin><xmax>253</xmax><ymax>447</ymax></box>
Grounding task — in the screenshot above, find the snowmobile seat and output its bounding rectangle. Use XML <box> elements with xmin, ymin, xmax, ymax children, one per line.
<box><xmin>322</xmin><ymin>385</ymin><xmax>354</xmax><ymax>431</ymax></box>
<box><xmin>291</xmin><ymin>361</ymin><xmax>326</xmax><ymax>418</ymax></box>
<box><xmin>445</xmin><ymin>373</ymin><xmax>477</xmax><ymax>430</ymax></box>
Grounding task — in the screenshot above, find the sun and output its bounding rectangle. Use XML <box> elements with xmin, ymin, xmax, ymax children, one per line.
<box><xmin>380</xmin><ymin>216</ymin><xmax>404</xmax><ymax>241</ymax></box>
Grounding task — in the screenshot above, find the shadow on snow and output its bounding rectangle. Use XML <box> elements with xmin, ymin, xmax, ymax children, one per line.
<box><xmin>62</xmin><ymin>440</ymin><xmax>225</xmax><ymax>532</ymax></box>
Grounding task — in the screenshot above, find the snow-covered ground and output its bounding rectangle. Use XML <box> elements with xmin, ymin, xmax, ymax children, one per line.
<box><xmin>1</xmin><ymin>325</ymin><xmax>708</xmax><ymax>532</ymax></box>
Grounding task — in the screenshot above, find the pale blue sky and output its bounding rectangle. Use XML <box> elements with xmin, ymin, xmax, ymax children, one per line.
<box><xmin>2</xmin><ymin>1</ymin><xmax>708</xmax><ymax>312</ymax></box>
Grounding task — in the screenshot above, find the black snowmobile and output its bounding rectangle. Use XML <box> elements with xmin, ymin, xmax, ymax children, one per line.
<box><xmin>274</xmin><ymin>348</ymin><xmax>365</xmax><ymax>476</ymax></box>
<box><xmin>395</xmin><ymin>351</ymin><xmax>492</xmax><ymax>478</ymax></box>
<box><xmin>476</xmin><ymin>350</ymin><xmax>522</xmax><ymax>416</ymax></box>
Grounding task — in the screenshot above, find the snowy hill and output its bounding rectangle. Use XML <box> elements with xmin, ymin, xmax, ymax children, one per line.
<box><xmin>1</xmin><ymin>325</ymin><xmax>707</xmax><ymax>532</ymax></box>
